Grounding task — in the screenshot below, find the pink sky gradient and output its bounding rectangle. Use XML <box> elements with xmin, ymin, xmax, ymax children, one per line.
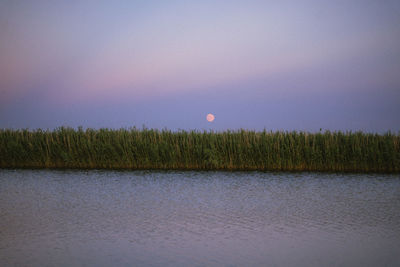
<box><xmin>1</xmin><ymin>1</ymin><xmax>399</xmax><ymax>131</ymax></box>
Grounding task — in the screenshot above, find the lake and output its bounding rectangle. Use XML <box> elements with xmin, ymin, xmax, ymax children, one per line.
<box><xmin>0</xmin><ymin>169</ymin><xmax>399</xmax><ymax>266</ymax></box>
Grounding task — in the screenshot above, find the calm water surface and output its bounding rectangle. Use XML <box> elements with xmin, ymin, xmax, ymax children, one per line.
<box><xmin>0</xmin><ymin>170</ymin><xmax>399</xmax><ymax>266</ymax></box>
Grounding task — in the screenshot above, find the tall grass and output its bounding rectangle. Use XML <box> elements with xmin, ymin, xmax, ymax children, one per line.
<box><xmin>0</xmin><ymin>127</ymin><xmax>399</xmax><ymax>172</ymax></box>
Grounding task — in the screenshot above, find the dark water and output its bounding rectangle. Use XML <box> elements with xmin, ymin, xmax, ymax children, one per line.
<box><xmin>0</xmin><ymin>170</ymin><xmax>399</xmax><ymax>267</ymax></box>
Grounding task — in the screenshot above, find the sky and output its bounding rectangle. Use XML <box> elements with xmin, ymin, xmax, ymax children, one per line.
<box><xmin>1</xmin><ymin>0</ymin><xmax>399</xmax><ymax>132</ymax></box>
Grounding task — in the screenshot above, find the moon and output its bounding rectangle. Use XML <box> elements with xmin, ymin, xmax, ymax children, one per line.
<box><xmin>206</xmin><ymin>113</ymin><xmax>215</xmax><ymax>122</ymax></box>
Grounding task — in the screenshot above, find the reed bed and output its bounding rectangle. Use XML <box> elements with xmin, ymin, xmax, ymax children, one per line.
<box><xmin>0</xmin><ymin>127</ymin><xmax>399</xmax><ymax>172</ymax></box>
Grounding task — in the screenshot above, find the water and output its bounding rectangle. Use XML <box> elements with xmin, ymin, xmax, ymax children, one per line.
<box><xmin>0</xmin><ymin>170</ymin><xmax>399</xmax><ymax>267</ymax></box>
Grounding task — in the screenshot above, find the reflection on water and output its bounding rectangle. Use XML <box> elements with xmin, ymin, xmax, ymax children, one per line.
<box><xmin>1</xmin><ymin>170</ymin><xmax>399</xmax><ymax>266</ymax></box>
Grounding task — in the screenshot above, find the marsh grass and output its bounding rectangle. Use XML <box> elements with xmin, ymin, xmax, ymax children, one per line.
<box><xmin>0</xmin><ymin>127</ymin><xmax>399</xmax><ymax>172</ymax></box>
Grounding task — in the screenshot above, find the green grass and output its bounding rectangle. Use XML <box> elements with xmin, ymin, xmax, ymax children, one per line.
<box><xmin>0</xmin><ymin>127</ymin><xmax>399</xmax><ymax>172</ymax></box>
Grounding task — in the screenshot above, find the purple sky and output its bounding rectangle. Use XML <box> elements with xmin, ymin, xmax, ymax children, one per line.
<box><xmin>1</xmin><ymin>0</ymin><xmax>399</xmax><ymax>132</ymax></box>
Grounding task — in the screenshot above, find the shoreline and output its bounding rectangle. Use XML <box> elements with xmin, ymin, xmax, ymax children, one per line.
<box><xmin>1</xmin><ymin>128</ymin><xmax>399</xmax><ymax>173</ymax></box>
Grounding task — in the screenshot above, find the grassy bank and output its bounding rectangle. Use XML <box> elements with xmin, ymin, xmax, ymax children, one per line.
<box><xmin>0</xmin><ymin>127</ymin><xmax>399</xmax><ymax>172</ymax></box>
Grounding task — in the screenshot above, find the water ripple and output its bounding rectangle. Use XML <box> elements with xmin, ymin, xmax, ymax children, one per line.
<box><xmin>1</xmin><ymin>170</ymin><xmax>400</xmax><ymax>266</ymax></box>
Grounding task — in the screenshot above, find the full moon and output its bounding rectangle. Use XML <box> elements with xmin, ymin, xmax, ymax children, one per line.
<box><xmin>206</xmin><ymin>113</ymin><xmax>215</xmax><ymax>122</ymax></box>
